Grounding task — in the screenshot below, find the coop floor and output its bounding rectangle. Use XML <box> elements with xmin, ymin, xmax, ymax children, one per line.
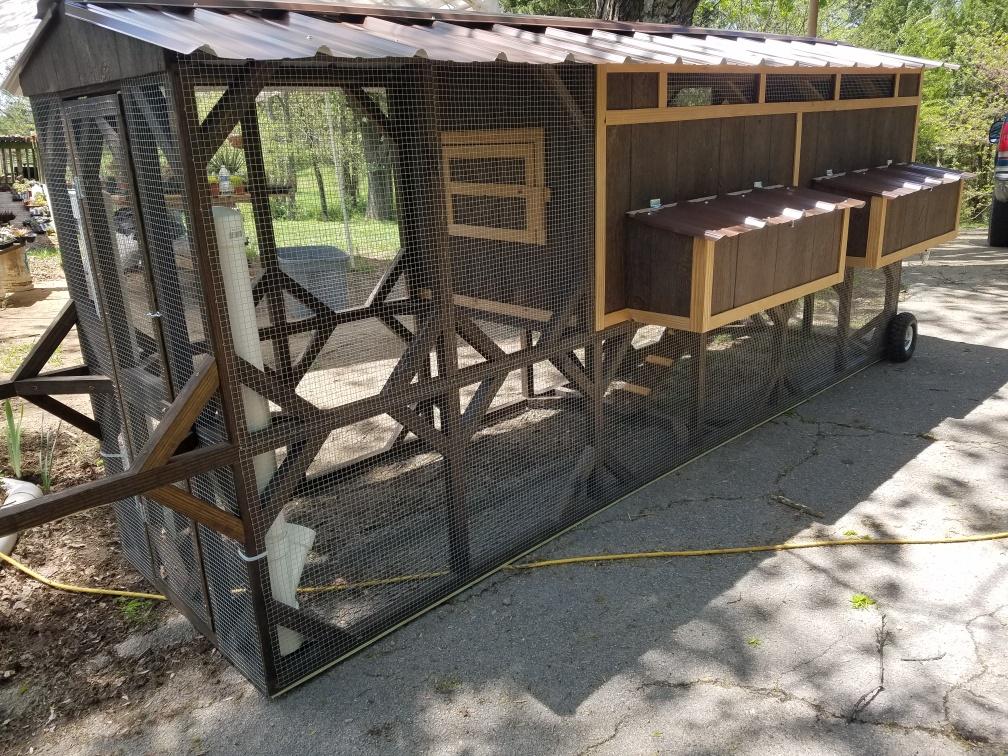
<box><xmin>2</xmin><ymin>230</ymin><xmax>1007</xmax><ymax>754</ymax></box>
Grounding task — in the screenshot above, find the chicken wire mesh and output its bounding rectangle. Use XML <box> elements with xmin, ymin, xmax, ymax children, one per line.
<box><xmin>30</xmin><ymin>59</ymin><xmax>899</xmax><ymax>695</ymax></box>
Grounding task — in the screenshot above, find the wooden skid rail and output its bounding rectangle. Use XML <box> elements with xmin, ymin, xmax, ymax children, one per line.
<box><xmin>0</xmin><ymin>356</ymin><xmax>246</xmax><ymax>544</ymax></box>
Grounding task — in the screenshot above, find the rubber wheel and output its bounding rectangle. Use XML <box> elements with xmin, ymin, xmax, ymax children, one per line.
<box><xmin>886</xmin><ymin>312</ymin><xmax>918</xmax><ymax>362</ymax></box>
<box><xmin>990</xmin><ymin>198</ymin><xmax>1008</xmax><ymax>247</ymax></box>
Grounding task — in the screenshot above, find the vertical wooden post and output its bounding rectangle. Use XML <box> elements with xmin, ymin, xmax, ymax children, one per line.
<box><xmin>388</xmin><ymin>60</ymin><xmax>470</xmax><ymax>576</ymax></box>
<box><xmin>240</xmin><ymin>109</ymin><xmax>294</xmax><ymax>377</ymax></box>
<box><xmin>169</xmin><ymin>61</ymin><xmax>280</xmax><ymax>691</ymax></box>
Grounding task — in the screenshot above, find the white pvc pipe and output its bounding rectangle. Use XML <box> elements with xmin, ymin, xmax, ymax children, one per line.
<box><xmin>212</xmin><ymin>206</ymin><xmax>315</xmax><ymax>656</ymax></box>
<box><xmin>1</xmin><ymin>479</ymin><xmax>43</xmax><ymax>557</ymax></box>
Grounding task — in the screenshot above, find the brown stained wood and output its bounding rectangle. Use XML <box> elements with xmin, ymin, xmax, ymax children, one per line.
<box><xmin>605</xmin><ymin>125</ymin><xmax>632</xmax><ymax>314</ymax></box>
<box><xmin>798</xmin><ymin>110</ymin><xmax>821</xmax><ymax>185</ymax></box>
<box><xmin>145</xmin><ymin>485</ymin><xmax>246</xmax><ymax>543</ymax></box>
<box><xmin>718</xmin><ymin>118</ymin><xmax>746</xmax><ymax>195</ymax></box>
<box><xmin>767</xmin><ymin>114</ymin><xmax>796</xmax><ymax>187</ymax></box>
<box><xmin>733</xmin><ymin>226</ymin><xmax>778</xmax><ymax>307</ymax></box>
<box><xmin>10</xmin><ymin>375</ymin><xmax>113</xmax><ymax>396</ymax></box>
<box><xmin>12</xmin><ymin>300</ymin><xmax>77</xmax><ymax>381</ymax></box>
<box><xmin>625</xmin><ymin>224</ymin><xmax>692</xmax><ymax>317</ymax></box>
<box><xmin>607</xmin><ymin>73</ymin><xmax>659</xmax><ymax>110</ymax></box>
<box><xmin>631</xmin><ymin>73</ymin><xmax>659</xmax><ymax>108</ymax></box>
<box><xmin>676</xmin><ymin>119</ymin><xmax>721</xmax><ymax>202</ymax></box>
<box><xmin>133</xmin><ymin>356</ymin><xmax>219</xmax><ymax>471</ymax></box>
<box><xmin>710</xmin><ymin>236</ymin><xmax>739</xmax><ymax>315</ymax></box>
<box><xmin>194</xmin><ymin>64</ymin><xmax>273</xmax><ymax>167</ymax></box>
<box><xmin>19</xmin><ymin>15</ymin><xmax>166</xmax><ymax>97</ymax></box>
<box><xmin>741</xmin><ymin>115</ymin><xmax>773</xmax><ymax>188</ymax></box>
<box><xmin>24</xmin><ymin>395</ymin><xmax>101</xmax><ymax>438</ymax></box>
<box><xmin>628</xmin><ymin>122</ymin><xmax>679</xmax><ymax>208</ymax></box>
<box><xmin>809</xmin><ymin>211</ymin><xmax>844</xmax><ymax>279</ymax></box>
<box><xmin>772</xmin><ymin>220</ymin><xmax>808</xmax><ymax>292</ymax></box>
<box><xmin>880</xmin><ymin>192</ymin><xmax>910</xmax><ymax>254</ymax></box>
<box><xmin>898</xmin><ymin>74</ymin><xmax>921</xmax><ymax>98</ymax></box>
<box><xmin>0</xmin><ymin>444</ymin><xmax>238</xmax><ymax>540</ymax></box>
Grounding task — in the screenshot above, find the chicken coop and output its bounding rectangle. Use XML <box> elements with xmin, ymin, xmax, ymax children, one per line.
<box><xmin>0</xmin><ymin>0</ymin><xmax>968</xmax><ymax>695</ymax></box>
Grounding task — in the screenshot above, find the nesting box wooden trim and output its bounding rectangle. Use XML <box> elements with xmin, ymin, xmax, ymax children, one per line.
<box><xmin>605</xmin><ymin>95</ymin><xmax>921</xmax><ymax>126</ymax></box>
<box><xmin>599</xmin><ymin>65</ymin><xmax>923</xmax><ymax>127</ymax></box>
<box><xmin>440</xmin><ymin>127</ymin><xmax>548</xmax><ymax>246</ymax></box>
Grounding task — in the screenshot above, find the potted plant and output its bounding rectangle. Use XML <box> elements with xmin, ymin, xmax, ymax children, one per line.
<box><xmin>208</xmin><ymin>174</ymin><xmax>220</xmax><ymax>197</ymax></box>
<box><xmin>231</xmin><ymin>175</ymin><xmax>247</xmax><ymax>196</ymax></box>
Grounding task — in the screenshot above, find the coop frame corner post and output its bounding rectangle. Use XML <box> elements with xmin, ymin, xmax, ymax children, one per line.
<box><xmin>168</xmin><ymin>58</ymin><xmax>282</xmax><ymax>692</ymax></box>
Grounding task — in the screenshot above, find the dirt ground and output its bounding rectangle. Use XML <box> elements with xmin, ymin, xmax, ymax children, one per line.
<box><xmin>1</xmin><ymin>250</ymin><xmax>228</xmax><ymax>749</ymax></box>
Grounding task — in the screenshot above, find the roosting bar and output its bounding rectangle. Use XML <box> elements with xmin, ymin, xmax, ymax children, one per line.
<box><xmin>0</xmin><ymin>0</ymin><xmax>967</xmax><ymax>695</ymax></box>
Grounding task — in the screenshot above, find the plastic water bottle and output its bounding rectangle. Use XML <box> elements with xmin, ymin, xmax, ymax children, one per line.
<box><xmin>218</xmin><ymin>166</ymin><xmax>232</xmax><ymax>196</ymax></box>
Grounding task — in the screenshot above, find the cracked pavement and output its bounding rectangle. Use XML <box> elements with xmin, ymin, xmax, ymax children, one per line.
<box><xmin>35</xmin><ymin>231</ymin><xmax>1008</xmax><ymax>754</ymax></box>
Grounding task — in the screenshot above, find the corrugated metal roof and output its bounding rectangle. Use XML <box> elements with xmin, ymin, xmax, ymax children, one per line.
<box><xmin>4</xmin><ymin>0</ymin><xmax>956</xmax><ymax>94</ymax></box>
<box><xmin>628</xmin><ymin>186</ymin><xmax>865</xmax><ymax>241</ymax></box>
<box><xmin>59</xmin><ymin>1</ymin><xmax>954</xmax><ymax>68</ymax></box>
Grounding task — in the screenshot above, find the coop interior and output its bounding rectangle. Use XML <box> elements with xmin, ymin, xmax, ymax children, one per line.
<box><xmin>5</xmin><ymin>3</ymin><xmax>973</xmax><ymax>696</ymax></box>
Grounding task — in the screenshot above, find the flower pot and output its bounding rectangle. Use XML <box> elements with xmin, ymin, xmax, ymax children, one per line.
<box><xmin>0</xmin><ymin>242</ymin><xmax>34</xmax><ymax>296</ymax></box>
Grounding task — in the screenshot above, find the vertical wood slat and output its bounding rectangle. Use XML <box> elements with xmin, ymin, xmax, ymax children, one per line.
<box><xmin>594</xmin><ymin>65</ymin><xmax>608</xmax><ymax>331</ymax></box>
<box><xmin>792</xmin><ymin>112</ymin><xmax>803</xmax><ymax>186</ymax></box>
<box><xmin>169</xmin><ymin>63</ymin><xmax>280</xmax><ymax>690</ymax></box>
<box><xmin>240</xmin><ymin>109</ymin><xmax>294</xmax><ymax>376</ymax></box>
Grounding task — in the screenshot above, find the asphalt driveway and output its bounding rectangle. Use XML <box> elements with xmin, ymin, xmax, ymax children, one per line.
<box><xmin>29</xmin><ymin>230</ymin><xmax>1008</xmax><ymax>755</ymax></box>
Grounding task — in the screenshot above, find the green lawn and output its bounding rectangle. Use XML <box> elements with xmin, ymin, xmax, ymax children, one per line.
<box><xmin>236</xmin><ymin>164</ymin><xmax>400</xmax><ymax>259</ymax></box>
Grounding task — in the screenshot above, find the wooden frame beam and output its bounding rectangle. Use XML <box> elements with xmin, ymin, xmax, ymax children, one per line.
<box><xmin>0</xmin><ymin>443</ymin><xmax>241</xmax><ymax>542</ymax></box>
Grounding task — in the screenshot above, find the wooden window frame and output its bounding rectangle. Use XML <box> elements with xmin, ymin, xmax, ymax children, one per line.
<box><xmin>440</xmin><ymin>128</ymin><xmax>550</xmax><ymax>246</ymax></box>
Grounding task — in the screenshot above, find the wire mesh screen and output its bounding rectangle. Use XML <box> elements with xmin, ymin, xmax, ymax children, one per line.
<box><xmin>29</xmin><ymin>93</ymin><xmax>158</xmax><ymax>584</ymax></box>
<box><xmin>765</xmin><ymin>74</ymin><xmax>835</xmax><ymax>103</ymax></box>
<box><xmin>840</xmin><ymin>74</ymin><xmax>896</xmax><ymax>100</ymax></box>
<box><xmin>32</xmin><ymin>56</ymin><xmax>901</xmax><ymax>696</ymax></box>
<box><xmin>667</xmin><ymin>73</ymin><xmax>759</xmax><ymax>106</ymax></box>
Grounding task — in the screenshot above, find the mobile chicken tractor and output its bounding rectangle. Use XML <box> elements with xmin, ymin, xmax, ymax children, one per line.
<box><xmin>0</xmin><ymin>0</ymin><xmax>968</xmax><ymax>695</ymax></box>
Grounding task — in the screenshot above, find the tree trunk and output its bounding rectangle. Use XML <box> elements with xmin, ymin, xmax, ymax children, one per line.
<box><xmin>311</xmin><ymin>156</ymin><xmax>329</xmax><ymax>220</ymax></box>
<box><xmin>279</xmin><ymin>92</ymin><xmax>298</xmax><ymax>211</ymax></box>
<box><xmin>596</xmin><ymin>0</ymin><xmax>700</xmax><ymax>24</ymax></box>
<box><xmin>361</xmin><ymin>118</ymin><xmax>394</xmax><ymax>220</ymax></box>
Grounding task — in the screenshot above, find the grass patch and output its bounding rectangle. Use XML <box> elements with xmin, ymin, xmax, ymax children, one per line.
<box><xmin>27</xmin><ymin>246</ymin><xmax>61</xmax><ymax>259</ymax></box>
<box><xmin>116</xmin><ymin>597</ymin><xmax>155</xmax><ymax>625</ymax></box>
<box><xmin>432</xmin><ymin>675</ymin><xmax>462</xmax><ymax>696</ymax></box>
<box><xmin>238</xmin><ymin>206</ymin><xmax>399</xmax><ymax>260</ymax></box>
<box><xmin>851</xmin><ymin>593</ymin><xmax>877</xmax><ymax>610</ymax></box>
<box><xmin>0</xmin><ymin>342</ymin><xmax>62</xmax><ymax>375</ymax></box>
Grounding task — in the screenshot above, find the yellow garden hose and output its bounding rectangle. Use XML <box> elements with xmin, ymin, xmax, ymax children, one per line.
<box><xmin>0</xmin><ymin>549</ymin><xmax>166</xmax><ymax>601</ymax></box>
<box><xmin>504</xmin><ymin>530</ymin><xmax>1008</xmax><ymax>571</ymax></box>
<box><xmin>3</xmin><ymin>530</ymin><xmax>1007</xmax><ymax>601</ymax></box>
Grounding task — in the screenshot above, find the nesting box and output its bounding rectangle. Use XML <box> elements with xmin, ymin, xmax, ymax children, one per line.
<box><xmin>624</xmin><ymin>187</ymin><xmax>863</xmax><ymax>332</ymax></box>
<box><xmin>814</xmin><ymin>163</ymin><xmax>970</xmax><ymax>268</ymax></box>
<box><xmin>0</xmin><ymin>0</ymin><xmax>960</xmax><ymax>695</ymax></box>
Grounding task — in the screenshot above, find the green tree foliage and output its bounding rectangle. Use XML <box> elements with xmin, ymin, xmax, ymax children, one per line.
<box><xmin>850</xmin><ymin>0</ymin><xmax>1008</xmax><ymax>223</ymax></box>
